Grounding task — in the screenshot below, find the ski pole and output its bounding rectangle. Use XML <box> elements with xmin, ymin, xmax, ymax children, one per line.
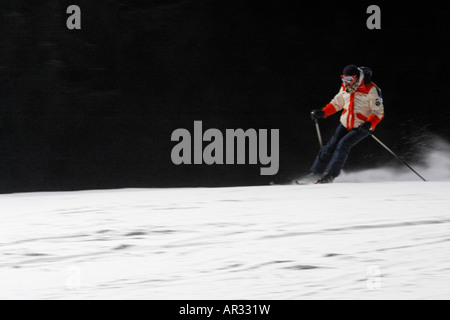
<box><xmin>314</xmin><ymin>119</ymin><xmax>323</xmax><ymax>148</ymax></box>
<box><xmin>370</xmin><ymin>134</ymin><xmax>427</xmax><ymax>182</ymax></box>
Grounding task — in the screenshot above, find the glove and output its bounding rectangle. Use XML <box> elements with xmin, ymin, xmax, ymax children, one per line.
<box><xmin>358</xmin><ymin>121</ymin><xmax>372</xmax><ymax>134</ymax></box>
<box><xmin>310</xmin><ymin>109</ymin><xmax>325</xmax><ymax>121</ymax></box>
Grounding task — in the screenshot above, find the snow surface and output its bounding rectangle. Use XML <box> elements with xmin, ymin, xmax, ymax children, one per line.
<box><xmin>0</xmin><ymin>181</ymin><xmax>449</xmax><ymax>300</ymax></box>
<box><xmin>1</xmin><ymin>144</ymin><xmax>449</xmax><ymax>300</ymax></box>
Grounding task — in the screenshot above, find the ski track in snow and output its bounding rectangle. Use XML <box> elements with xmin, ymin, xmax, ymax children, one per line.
<box><xmin>1</xmin><ymin>180</ymin><xmax>450</xmax><ymax>300</ymax></box>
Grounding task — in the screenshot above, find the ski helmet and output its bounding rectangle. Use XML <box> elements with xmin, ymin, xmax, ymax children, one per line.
<box><xmin>341</xmin><ymin>64</ymin><xmax>361</xmax><ymax>93</ymax></box>
<box><xmin>342</xmin><ymin>64</ymin><xmax>360</xmax><ymax>77</ymax></box>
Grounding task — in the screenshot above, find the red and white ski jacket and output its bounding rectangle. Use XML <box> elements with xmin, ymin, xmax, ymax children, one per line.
<box><xmin>323</xmin><ymin>79</ymin><xmax>384</xmax><ymax>130</ymax></box>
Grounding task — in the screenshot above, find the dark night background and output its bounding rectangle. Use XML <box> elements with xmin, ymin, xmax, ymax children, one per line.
<box><xmin>0</xmin><ymin>0</ymin><xmax>449</xmax><ymax>193</ymax></box>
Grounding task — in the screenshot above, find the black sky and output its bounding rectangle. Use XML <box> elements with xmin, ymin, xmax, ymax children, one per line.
<box><xmin>0</xmin><ymin>0</ymin><xmax>449</xmax><ymax>192</ymax></box>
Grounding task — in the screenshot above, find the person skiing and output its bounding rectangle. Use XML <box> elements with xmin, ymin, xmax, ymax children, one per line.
<box><xmin>303</xmin><ymin>64</ymin><xmax>384</xmax><ymax>184</ymax></box>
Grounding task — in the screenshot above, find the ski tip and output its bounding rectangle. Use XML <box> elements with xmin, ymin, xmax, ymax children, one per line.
<box><xmin>294</xmin><ymin>180</ymin><xmax>312</xmax><ymax>186</ymax></box>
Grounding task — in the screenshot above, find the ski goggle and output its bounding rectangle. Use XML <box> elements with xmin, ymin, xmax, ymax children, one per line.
<box><xmin>341</xmin><ymin>75</ymin><xmax>357</xmax><ymax>83</ymax></box>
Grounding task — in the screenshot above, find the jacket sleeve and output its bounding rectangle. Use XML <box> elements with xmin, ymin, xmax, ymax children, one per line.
<box><xmin>323</xmin><ymin>87</ymin><xmax>345</xmax><ymax>117</ymax></box>
<box><xmin>367</xmin><ymin>86</ymin><xmax>384</xmax><ymax>129</ymax></box>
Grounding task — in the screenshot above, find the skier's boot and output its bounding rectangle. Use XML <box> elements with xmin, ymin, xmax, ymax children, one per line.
<box><xmin>296</xmin><ymin>173</ymin><xmax>321</xmax><ymax>185</ymax></box>
<box><xmin>315</xmin><ymin>172</ymin><xmax>335</xmax><ymax>184</ymax></box>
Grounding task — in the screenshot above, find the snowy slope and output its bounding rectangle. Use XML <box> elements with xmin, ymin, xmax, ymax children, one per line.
<box><xmin>1</xmin><ymin>180</ymin><xmax>450</xmax><ymax>300</ymax></box>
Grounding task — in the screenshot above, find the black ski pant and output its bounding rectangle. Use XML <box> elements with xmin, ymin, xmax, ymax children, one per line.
<box><xmin>310</xmin><ymin>124</ymin><xmax>369</xmax><ymax>177</ymax></box>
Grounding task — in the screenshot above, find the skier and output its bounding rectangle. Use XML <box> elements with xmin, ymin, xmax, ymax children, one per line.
<box><xmin>302</xmin><ymin>64</ymin><xmax>384</xmax><ymax>184</ymax></box>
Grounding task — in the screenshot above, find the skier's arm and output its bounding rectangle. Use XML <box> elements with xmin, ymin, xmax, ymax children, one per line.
<box><xmin>367</xmin><ymin>87</ymin><xmax>384</xmax><ymax>130</ymax></box>
<box><xmin>324</xmin><ymin>87</ymin><xmax>345</xmax><ymax>118</ymax></box>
